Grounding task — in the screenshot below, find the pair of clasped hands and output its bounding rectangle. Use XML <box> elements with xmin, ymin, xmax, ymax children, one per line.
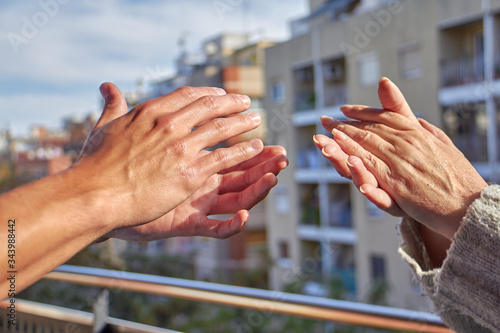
<box><xmin>86</xmin><ymin>77</ymin><xmax>486</xmax><ymax>247</ymax></box>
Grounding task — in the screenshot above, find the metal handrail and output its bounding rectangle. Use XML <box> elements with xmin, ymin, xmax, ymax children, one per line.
<box><xmin>0</xmin><ymin>298</ymin><xmax>179</xmax><ymax>333</ymax></box>
<box><xmin>38</xmin><ymin>265</ymin><xmax>453</xmax><ymax>332</ymax></box>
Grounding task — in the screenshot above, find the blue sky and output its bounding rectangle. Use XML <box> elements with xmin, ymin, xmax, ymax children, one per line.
<box><xmin>0</xmin><ymin>0</ymin><xmax>307</xmax><ymax>136</ymax></box>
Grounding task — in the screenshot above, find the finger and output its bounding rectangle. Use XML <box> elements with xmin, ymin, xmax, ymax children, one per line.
<box><xmin>418</xmin><ymin>118</ymin><xmax>454</xmax><ymax>146</ymax></box>
<box><xmin>218</xmin><ymin>154</ymin><xmax>288</xmax><ymax>193</ymax></box>
<box><xmin>195</xmin><ymin>210</ymin><xmax>249</xmax><ymax>239</ymax></box>
<box><xmin>331</xmin><ymin>129</ymin><xmax>391</xmax><ymax>180</ymax></box>
<box><xmin>210</xmin><ymin>173</ymin><xmax>278</xmax><ymax>214</ymax></box>
<box><xmin>346</xmin><ymin>156</ymin><xmax>378</xmax><ymax>188</ymax></box>
<box><xmin>92</xmin><ymin>82</ymin><xmax>128</xmax><ymax>134</ymax></box>
<box><xmin>377</xmin><ymin>77</ymin><xmax>417</xmax><ymax>120</ymax></box>
<box><xmin>313</xmin><ymin>135</ymin><xmax>351</xmax><ymax>178</ymax></box>
<box><xmin>198</xmin><ymin>139</ymin><xmax>264</xmax><ymax>176</ymax></box>
<box><xmin>327</xmin><ymin>119</ymin><xmax>398</xmax><ymax>163</ymax></box>
<box><xmin>142</xmin><ymin>86</ymin><xmax>227</xmax><ymax>114</ymax></box>
<box><xmin>187</xmin><ymin>112</ymin><xmax>260</xmax><ymax>150</ymax></box>
<box><xmin>335</xmin><ymin>105</ymin><xmax>413</xmax><ymax>130</ymax></box>
<box><xmin>220</xmin><ymin>146</ymin><xmax>287</xmax><ymax>174</ymax></box>
<box><xmin>347</xmin><ymin>156</ymin><xmax>405</xmax><ymax>216</ymax></box>
<box><xmin>153</xmin><ymin>93</ymin><xmax>251</xmax><ymax>133</ymax></box>
<box><xmin>358</xmin><ymin>184</ymin><xmax>406</xmax><ymax>217</ymax></box>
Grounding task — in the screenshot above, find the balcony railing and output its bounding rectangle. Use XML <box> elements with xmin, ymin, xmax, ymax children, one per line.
<box><xmin>2</xmin><ymin>265</ymin><xmax>454</xmax><ymax>332</ymax></box>
<box><xmin>324</xmin><ymin>85</ymin><xmax>347</xmax><ymax>107</ymax></box>
<box><xmin>441</xmin><ymin>56</ymin><xmax>484</xmax><ymax>87</ymax></box>
<box><xmin>0</xmin><ymin>298</ymin><xmax>178</xmax><ymax>333</ymax></box>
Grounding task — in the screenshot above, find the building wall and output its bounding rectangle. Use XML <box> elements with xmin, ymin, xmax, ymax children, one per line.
<box><xmin>264</xmin><ymin>0</ymin><xmax>461</xmax><ymax>311</ymax></box>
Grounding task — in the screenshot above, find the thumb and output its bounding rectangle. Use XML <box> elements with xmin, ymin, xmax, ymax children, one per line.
<box><xmin>378</xmin><ymin>77</ymin><xmax>417</xmax><ymax>120</ymax></box>
<box><xmin>93</xmin><ymin>82</ymin><xmax>128</xmax><ymax>133</ymax></box>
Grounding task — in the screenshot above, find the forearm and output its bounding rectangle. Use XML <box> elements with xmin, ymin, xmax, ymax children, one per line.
<box><xmin>0</xmin><ymin>167</ymin><xmax>111</xmax><ymax>299</ymax></box>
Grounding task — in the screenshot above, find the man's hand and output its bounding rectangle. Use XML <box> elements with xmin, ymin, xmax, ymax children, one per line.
<box><xmin>109</xmin><ymin>146</ymin><xmax>287</xmax><ymax>240</ymax></box>
<box><xmin>82</xmin><ymin>83</ymin><xmax>287</xmax><ymax>240</ymax></box>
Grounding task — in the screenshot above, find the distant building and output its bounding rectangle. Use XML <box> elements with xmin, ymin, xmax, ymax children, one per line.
<box><xmin>11</xmin><ymin>126</ymin><xmax>72</xmax><ymax>182</ymax></box>
<box><xmin>62</xmin><ymin>114</ymin><xmax>97</xmax><ymax>161</ymax></box>
<box><xmin>264</xmin><ymin>0</ymin><xmax>500</xmax><ymax>310</ymax></box>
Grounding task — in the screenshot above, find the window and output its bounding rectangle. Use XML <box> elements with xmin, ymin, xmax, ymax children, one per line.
<box><xmin>399</xmin><ymin>40</ymin><xmax>423</xmax><ymax>80</ymax></box>
<box><xmin>294</xmin><ymin>65</ymin><xmax>315</xmax><ymax>111</ymax></box>
<box><xmin>370</xmin><ymin>255</ymin><xmax>386</xmax><ymax>281</ymax></box>
<box><xmin>277</xmin><ymin>240</ymin><xmax>292</xmax><ymax>268</ymax></box>
<box><xmin>322</xmin><ymin>57</ymin><xmax>347</xmax><ymax>107</ymax></box>
<box><xmin>279</xmin><ymin>241</ymin><xmax>289</xmax><ymax>259</ymax></box>
<box><xmin>357</xmin><ymin>51</ymin><xmax>380</xmax><ymax>86</ymax></box>
<box><xmin>271</xmin><ymin>80</ymin><xmax>285</xmax><ymax>104</ymax></box>
<box><xmin>274</xmin><ymin>184</ymin><xmax>290</xmax><ymax>214</ymax></box>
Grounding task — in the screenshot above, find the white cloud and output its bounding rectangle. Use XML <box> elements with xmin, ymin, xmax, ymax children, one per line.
<box><xmin>0</xmin><ymin>0</ymin><xmax>307</xmax><ymax>135</ymax></box>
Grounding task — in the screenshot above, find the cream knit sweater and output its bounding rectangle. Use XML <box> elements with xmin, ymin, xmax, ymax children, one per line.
<box><xmin>399</xmin><ymin>185</ymin><xmax>500</xmax><ymax>333</ymax></box>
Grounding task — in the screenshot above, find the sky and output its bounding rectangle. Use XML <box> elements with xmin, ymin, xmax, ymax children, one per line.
<box><xmin>0</xmin><ymin>0</ymin><xmax>307</xmax><ymax>136</ymax></box>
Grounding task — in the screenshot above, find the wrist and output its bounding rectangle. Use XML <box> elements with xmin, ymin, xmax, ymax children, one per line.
<box><xmin>57</xmin><ymin>165</ymin><xmax>117</xmax><ymax>240</ymax></box>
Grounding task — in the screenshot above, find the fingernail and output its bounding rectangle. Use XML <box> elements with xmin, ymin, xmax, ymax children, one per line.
<box><xmin>100</xmin><ymin>84</ymin><xmax>110</xmax><ymax>100</ymax></box>
<box><xmin>359</xmin><ymin>186</ymin><xmax>366</xmax><ymax>194</ymax></box>
<box><xmin>239</xmin><ymin>95</ymin><xmax>251</xmax><ymax>106</ymax></box>
<box><xmin>379</xmin><ymin>76</ymin><xmax>390</xmax><ymax>83</ymax></box>
<box><xmin>346</xmin><ymin>160</ymin><xmax>354</xmax><ymax>168</ymax></box>
<box><xmin>247</xmin><ymin>112</ymin><xmax>261</xmax><ymax>125</ymax></box>
<box><xmin>321</xmin><ymin>147</ymin><xmax>332</xmax><ymax>158</ymax></box>
<box><xmin>251</xmin><ymin>139</ymin><xmax>263</xmax><ymax>150</ymax></box>
<box><xmin>312</xmin><ymin>135</ymin><xmax>319</xmax><ymax>144</ymax></box>
<box><xmin>214</xmin><ymin>87</ymin><xmax>226</xmax><ymax>95</ymax></box>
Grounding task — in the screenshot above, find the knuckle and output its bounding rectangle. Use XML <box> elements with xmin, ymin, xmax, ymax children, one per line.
<box><xmin>135</xmin><ymin>101</ymin><xmax>155</xmax><ymax>117</ymax></box>
<box><xmin>363</xmin><ymin>152</ymin><xmax>379</xmax><ymax>169</ymax></box>
<box><xmin>170</xmin><ymin>138</ymin><xmax>189</xmax><ymax>156</ymax></box>
<box><xmin>354</xmin><ymin>130</ymin><xmax>372</xmax><ymax>144</ymax></box>
<box><xmin>200</xmin><ymin>95</ymin><xmax>220</xmax><ymax>111</ymax></box>
<box><xmin>214</xmin><ymin>148</ymin><xmax>231</xmax><ymax>165</ymax></box>
<box><xmin>211</xmin><ymin>118</ymin><xmax>230</xmax><ymax>133</ymax></box>
<box><xmin>156</xmin><ymin>115</ymin><xmax>177</xmax><ymax>132</ymax></box>
<box><xmin>177</xmin><ymin>86</ymin><xmax>197</xmax><ymax>101</ymax></box>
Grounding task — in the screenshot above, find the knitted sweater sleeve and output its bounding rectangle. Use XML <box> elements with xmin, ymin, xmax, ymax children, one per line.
<box><xmin>399</xmin><ymin>185</ymin><xmax>500</xmax><ymax>333</ymax></box>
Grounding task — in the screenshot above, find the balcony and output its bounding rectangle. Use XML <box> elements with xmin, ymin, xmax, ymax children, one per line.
<box><xmin>294</xmin><ymin>66</ymin><xmax>315</xmax><ymax>112</ymax></box>
<box><xmin>442</xmin><ymin>102</ymin><xmax>488</xmax><ymax>163</ymax></box>
<box><xmin>440</xmin><ymin>56</ymin><xmax>484</xmax><ymax>87</ymax></box>
<box><xmin>0</xmin><ymin>265</ymin><xmax>452</xmax><ymax>332</ymax></box>
<box><xmin>328</xmin><ymin>183</ymin><xmax>352</xmax><ymax>228</ymax></box>
<box><xmin>323</xmin><ymin>57</ymin><xmax>347</xmax><ymax>107</ymax></box>
<box><xmin>290</xmin><ymin>0</ymin><xmax>361</xmax><ymax>37</ymax></box>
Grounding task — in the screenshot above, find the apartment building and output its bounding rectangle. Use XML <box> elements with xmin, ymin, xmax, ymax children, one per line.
<box><xmin>264</xmin><ymin>0</ymin><xmax>500</xmax><ymax>310</ymax></box>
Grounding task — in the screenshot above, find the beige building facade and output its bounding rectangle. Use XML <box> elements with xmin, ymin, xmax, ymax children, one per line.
<box><xmin>264</xmin><ymin>0</ymin><xmax>500</xmax><ymax>310</ymax></box>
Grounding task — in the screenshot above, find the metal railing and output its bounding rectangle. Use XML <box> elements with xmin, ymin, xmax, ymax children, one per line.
<box><xmin>0</xmin><ymin>298</ymin><xmax>179</xmax><ymax>333</ymax></box>
<box><xmin>10</xmin><ymin>265</ymin><xmax>454</xmax><ymax>332</ymax></box>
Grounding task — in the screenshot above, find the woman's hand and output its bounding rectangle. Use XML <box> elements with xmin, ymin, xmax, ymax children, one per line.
<box><xmin>75</xmin><ymin>83</ymin><xmax>268</xmax><ymax>233</ymax></box>
<box><xmin>315</xmin><ymin>78</ymin><xmax>487</xmax><ymax>239</ymax></box>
